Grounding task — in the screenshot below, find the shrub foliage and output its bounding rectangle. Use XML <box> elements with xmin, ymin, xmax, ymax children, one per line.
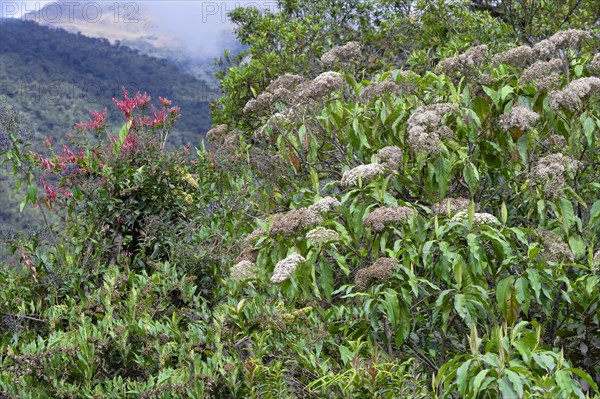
<box><xmin>1</xmin><ymin>2</ymin><xmax>600</xmax><ymax>398</ymax></box>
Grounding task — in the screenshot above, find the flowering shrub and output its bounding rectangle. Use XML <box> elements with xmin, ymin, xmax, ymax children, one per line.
<box><xmin>2</xmin><ymin>13</ymin><xmax>600</xmax><ymax>399</ymax></box>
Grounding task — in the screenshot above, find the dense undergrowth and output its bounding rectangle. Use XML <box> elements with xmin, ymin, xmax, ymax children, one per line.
<box><xmin>2</xmin><ymin>1</ymin><xmax>600</xmax><ymax>397</ymax></box>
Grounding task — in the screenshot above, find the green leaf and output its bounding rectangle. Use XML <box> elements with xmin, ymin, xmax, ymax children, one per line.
<box><xmin>482</xmin><ymin>86</ymin><xmax>499</xmax><ymax>107</ymax></box>
<box><xmin>395</xmin><ymin>301</ymin><xmax>410</xmax><ymax>347</ymax></box>
<box><xmin>506</xmin><ymin>369</ymin><xmax>524</xmax><ymax>398</ymax></box>
<box><xmin>463</xmin><ymin>162</ymin><xmax>480</xmax><ymax>196</ymax></box>
<box><xmin>496</xmin><ymin>276</ymin><xmax>515</xmax><ymax>315</ymax></box>
<box><xmin>568</xmin><ymin>235</ymin><xmax>586</xmax><ymax>260</ymax></box>
<box><xmin>498</xmin><ymin>377</ymin><xmax>518</xmax><ymax>398</ymax></box>
<box><xmin>472</xmin><ymin>369</ymin><xmax>489</xmax><ymax>394</ymax></box>
<box><xmin>501</xmin><ymin>202</ymin><xmax>508</xmax><ymax>224</ymax></box>
<box><xmin>27</xmin><ymin>184</ymin><xmax>37</xmax><ymax>203</ymax></box>
<box><xmin>566</xmin><ymin>368</ymin><xmax>598</xmax><ymax>393</ymax></box>
<box><xmin>500</xmin><ymin>85</ymin><xmax>514</xmax><ymax>102</ymax></box>
<box><xmin>456</xmin><ymin>358</ymin><xmax>473</xmax><ymax>396</ymax></box>
<box><xmin>558</xmin><ymin>197</ymin><xmax>575</xmax><ymax>234</ymax></box>
<box><xmin>515</xmin><ymin>277</ymin><xmax>531</xmax><ymax>315</ymax></box>
<box><xmin>319</xmin><ymin>259</ymin><xmax>333</xmax><ymax>300</ymax></box>
<box><xmin>339</xmin><ymin>345</ymin><xmax>354</xmax><ymax>365</ymax></box>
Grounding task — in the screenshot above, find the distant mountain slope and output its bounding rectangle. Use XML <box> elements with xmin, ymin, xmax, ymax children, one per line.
<box><xmin>23</xmin><ymin>1</ymin><xmax>224</xmax><ymax>87</ymax></box>
<box><xmin>0</xmin><ymin>19</ymin><xmax>216</xmax><ymax>148</ymax></box>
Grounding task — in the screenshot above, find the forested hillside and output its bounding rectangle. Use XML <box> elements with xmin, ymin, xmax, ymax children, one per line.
<box><xmin>0</xmin><ymin>19</ymin><xmax>216</xmax><ymax>235</ymax></box>
<box><xmin>1</xmin><ymin>1</ymin><xmax>600</xmax><ymax>398</ymax></box>
<box><xmin>0</xmin><ymin>19</ymin><xmax>215</xmax><ymax>147</ymax></box>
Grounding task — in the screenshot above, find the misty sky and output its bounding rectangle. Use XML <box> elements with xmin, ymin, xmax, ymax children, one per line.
<box><xmin>0</xmin><ymin>1</ymin><xmax>279</xmax><ymax>59</ymax></box>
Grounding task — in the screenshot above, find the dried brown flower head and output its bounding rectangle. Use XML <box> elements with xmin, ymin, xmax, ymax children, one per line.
<box><xmin>230</xmin><ymin>260</ymin><xmax>258</xmax><ymax>282</ymax></box>
<box><xmin>520</xmin><ymin>58</ymin><xmax>563</xmax><ymax>90</ymax></box>
<box><xmin>269</xmin><ymin>208</ymin><xmax>323</xmax><ymax>237</ymax></box>
<box><xmin>437</xmin><ymin>45</ymin><xmax>488</xmax><ymax>75</ymax></box>
<box><xmin>431</xmin><ymin>197</ymin><xmax>478</xmax><ymax>216</ymax></box>
<box><xmin>548</xmin><ymin>77</ymin><xmax>600</xmax><ymax>111</ymax></box>
<box><xmin>206</xmin><ymin>124</ymin><xmax>229</xmax><ymax>145</ymax></box>
<box><xmin>308</xmin><ymin>196</ymin><xmax>341</xmax><ymax>213</ymax></box>
<box><xmin>530</xmin><ymin>153</ymin><xmax>580</xmax><ymax>198</ymax></box>
<box><xmin>376</xmin><ymin>146</ymin><xmax>404</xmax><ymax>170</ymax></box>
<box><xmin>354</xmin><ymin>257</ymin><xmax>397</xmax><ymax>290</ymax></box>
<box><xmin>360</xmin><ymin>79</ymin><xmax>401</xmax><ymax>101</ymax></box>
<box><xmin>407</xmin><ymin>103</ymin><xmax>457</xmax><ymax>155</ymax></box>
<box><xmin>499</xmin><ymin>105</ymin><xmax>540</xmax><ymax>132</ymax></box>
<box><xmin>363</xmin><ymin>206</ymin><xmax>414</xmax><ymax>232</ymax></box>
<box><xmin>321</xmin><ymin>41</ymin><xmax>362</xmax><ymax>67</ymax></box>
<box><xmin>491</xmin><ymin>45</ymin><xmax>534</xmax><ymax>68</ymax></box>
<box><xmin>535</xmin><ymin>229</ymin><xmax>574</xmax><ymax>263</ymax></box>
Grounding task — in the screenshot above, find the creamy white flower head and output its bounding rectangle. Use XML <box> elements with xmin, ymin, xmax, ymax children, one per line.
<box><xmin>437</xmin><ymin>45</ymin><xmax>488</xmax><ymax>75</ymax></box>
<box><xmin>306</xmin><ymin>227</ymin><xmax>339</xmax><ymax>245</ymax></box>
<box><xmin>407</xmin><ymin>103</ymin><xmax>457</xmax><ymax>155</ymax></box>
<box><xmin>230</xmin><ymin>260</ymin><xmax>258</xmax><ymax>282</ymax></box>
<box><xmin>308</xmin><ymin>196</ymin><xmax>341</xmax><ymax>213</ymax></box>
<box><xmin>499</xmin><ymin>105</ymin><xmax>540</xmax><ymax>132</ymax></box>
<box><xmin>294</xmin><ymin>71</ymin><xmax>345</xmax><ymax>105</ymax></box>
<box><xmin>451</xmin><ymin>211</ymin><xmax>500</xmax><ymax>226</ymax></box>
<box><xmin>321</xmin><ymin>41</ymin><xmax>362</xmax><ymax>66</ymax></box>
<box><xmin>548</xmin><ymin>77</ymin><xmax>600</xmax><ymax>110</ymax></box>
<box><xmin>271</xmin><ymin>254</ymin><xmax>306</xmax><ymax>283</ymax></box>
<box><xmin>491</xmin><ymin>45</ymin><xmax>534</xmax><ymax>67</ymax></box>
<box><xmin>341</xmin><ymin>163</ymin><xmax>386</xmax><ymax>187</ymax></box>
<box><xmin>376</xmin><ymin>146</ymin><xmax>403</xmax><ymax>169</ymax></box>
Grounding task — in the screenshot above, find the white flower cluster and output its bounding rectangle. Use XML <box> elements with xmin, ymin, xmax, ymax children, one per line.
<box><xmin>363</xmin><ymin>206</ymin><xmax>415</xmax><ymax>232</ymax></box>
<box><xmin>340</xmin><ymin>163</ymin><xmax>386</xmax><ymax>187</ymax></box>
<box><xmin>206</xmin><ymin>124</ymin><xmax>229</xmax><ymax>145</ymax></box>
<box><xmin>491</xmin><ymin>45</ymin><xmax>534</xmax><ymax>67</ymax></box>
<box><xmin>376</xmin><ymin>146</ymin><xmax>404</xmax><ymax>169</ymax></box>
<box><xmin>271</xmin><ymin>254</ymin><xmax>306</xmax><ymax>283</ymax></box>
<box><xmin>437</xmin><ymin>45</ymin><xmax>488</xmax><ymax>75</ymax></box>
<box><xmin>451</xmin><ymin>211</ymin><xmax>500</xmax><ymax>226</ymax></box>
<box><xmin>548</xmin><ymin>77</ymin><xmax>600</xmax><ymax>111</ymax></box>
<box><xmin>244</xmin><ymin>73</ymin><xmax>306</xmax><ymax>114</ymax></box>
<box><xmin>265</xmin><ymin>73</ymin><xmax>305</xmax><ymax>97</ymax></box>
<box><xmin>230</xmin><ymin>260</ymin><xmax>258</xmax><ymax>282</ymax></box>
<box><xmin>308</xmin><ymin>196</ymin><xmax>341</xmax><ymax>213</ymax></box>
<box><xmin>520</xmin><ymin>59</ymin><xmax>562</xmax><ymax>90</ymax></box>
<box><xmin>431</xmin><ymin>197</ymin><xmax>477</xmax><ymax>216</ymax></box>
<box><xmin>295</xmin><ymin>71</ymin><xmax>345</xmax><ymax>104</ymax></box>
<box><xmin>530</xmin><ymin>153</ymin><xmax>580</xmax><ymax>198</ymax></box>
<box><xmin>360</xmin><ymin>80</ymin><xmax>401</xmax><ymax>100</ymax></box>
<box><xmin>499</xmin><ymin>105</ymin><xmax>540</xmax><ymax>132</ymax></box>
<box><xmin>321</xmin><ymin>41</ymin><xmax>362</xmax><ymax>67</ymax></box>
<box><xmin>533</xmin><ymin>29</ymin><xmax>591</xmax><ymax>59</ymax></box>
<box><xmin>306</xmin><ymin>227</ymin><xmax>339</xmax><ymax>245</ymax></box>
<box><xmin>407</xmin><ymin>103</ymin><xmax>457</xmax><ymax>155</ymax></box>
<box><xmin>536</xmin><ymin>229</ymin><xmax>574</xmax><ymax>264</ymax></box>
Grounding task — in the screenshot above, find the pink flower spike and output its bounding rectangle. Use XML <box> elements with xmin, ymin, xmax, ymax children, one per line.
<box><xmin>85</xmin><ymin>108</ymin><xmax>107</xmax><ymax>129</ymax></box>
<box><xmin>38</xmin><ymin>155</ymin><xmax>56</xmax><ymax>170</ymax></box>
<box><xmin>159</xmin><ymin>96</ymin><xmax>172</xmax><ymax>107</ymax></box>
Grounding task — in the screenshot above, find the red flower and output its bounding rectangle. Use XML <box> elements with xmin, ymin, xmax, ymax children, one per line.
<box><xmin>85</xmin><ymin>108</ymin><xmax>107</xmax><ymax>130</ymax></box>
<box><xmin>159</xmin><ymin>96</ymin><xmax>172</xmax><ymax>107</ymax></box>
<box><xmin>112</xmin><ymin>87</ymin><xmax>151</xmax><ymax>120</ymax></box>
<box><xmin>40</xmin><ymin>176</ymin><xmax>57</xmax><ymax>209</ymax></box>
<box><xmin>38</xmin><ymin>155</ymin><xmax>56</xmax><ymax>170</ymax></box>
